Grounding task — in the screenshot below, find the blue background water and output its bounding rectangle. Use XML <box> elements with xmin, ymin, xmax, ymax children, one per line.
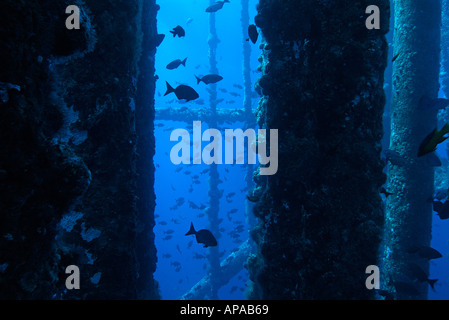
<box><xmin>153</xmin><ymin>0</ymin><xmax>259</xmax><ymax>300</ymax></box>
<box><xmin>152</xmin><ymin>0</ymin><xmax>449</xmax><ymax>300</ymax></box>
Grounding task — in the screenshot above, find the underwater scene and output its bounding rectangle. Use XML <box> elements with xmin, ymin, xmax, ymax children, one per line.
<box><xmin>1</xmin><ymin>0</ymin><xmax>449</xmax><ymax>303</ymax></box>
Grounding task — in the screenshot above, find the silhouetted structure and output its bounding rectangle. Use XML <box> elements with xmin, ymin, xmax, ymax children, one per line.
<box><xmin>247</xmin><ymin>0</ymin><xmax>389</xmax><ymax>299</ymax></box>
<box><xmin>383</xmin><ymin>0</ymin><xmax>441</xmax><ymax>299</ymax></box>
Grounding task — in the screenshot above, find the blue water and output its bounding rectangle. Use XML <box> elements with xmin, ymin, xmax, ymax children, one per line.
<box><xmin>428</xmin><ymin>88</ymin><xmax>449</xmax><ymax>300</ymax></box>
<box><xmin>152</xmin><ymin>0</ymin><xmax>449</xmax><ymax>300</ymax></box>
<box><xmin>153</xmin><ymin>0</ymin><xmax>259</xmax><ymax>300</ymax></box>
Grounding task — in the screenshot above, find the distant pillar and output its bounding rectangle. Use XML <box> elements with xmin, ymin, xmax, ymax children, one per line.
<box><xmin>382</xmin><ymin>0</ymin><xmax>441</xmax><ymax>299</ymax></box>
<box><xmin>248</xmin><ymin>0</ymin><xmax>389</xmax><ymax>299</ymax></box>
<box><xmin>207</xmin><ymin>0</ymin><xmax>221</xmax><ymax>299</ymax></box>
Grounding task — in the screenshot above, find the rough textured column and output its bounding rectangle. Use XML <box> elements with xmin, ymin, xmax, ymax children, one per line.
<box><xmin>442</xmin><ymin>0</ymin><xmax>449</xmax><ymax>98</ymax></box>
<box><xmin>0</xmin><ymin>0</ymin><xmax>159</xmax><ymax>299</ymax></box>
<box><xmin>247</xmin><ymin>0</ymin><xmax>389</xmax><ymax>299</ymax></box>
<box><xmin>0</xmin><ymin>0</ymin><xmax>79</xmax><ymax>299</ymax></box>
<box><xmin>383</xmin><ymin>0</ymin><xmax>441</xmax><ymax>299</ymax></box>
<box><xmin>241</xmin><ymin>0</ymin><xmax>257</xmax><ymax>229</ymax></box>
<box><xmin>135</xmin><ymin>0</ymin><xmax>160</xmax><ymax>300</ymax></box>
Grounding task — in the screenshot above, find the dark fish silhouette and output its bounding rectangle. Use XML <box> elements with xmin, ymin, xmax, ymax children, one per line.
<box><xmin>424</xmin><ymin>152</ymin><xmax>442</xmax><ymax>167</ymax></box>
<box><xmin>206</xmin><ymin>0</ymin><xmax>230</xmax><ymax>13</ymax></box>
<box><xmin>419</xmin><ymin>95</ymin><xmax>449</xmax><ymax>111</ymax></box>
<box><xmin>391</xmin><ymin>52</ymin><xmax>400</xmax><ymax>62</ymax></box>
<box><xmin>407</xmin><ymin>245</ymin><xmax>442</xmax><ymax>260</ymax></box>
<box><xmin>248</xmin><ymin>24</ymin><xmax>259</xmax><ymax>44</ymax></box>
<box><xmin>155</xmin><ymin>34</ymin><xmax>165</xmax><ymax>47</ymax></box>
<box><xmin>164</xmin><ymin>82</ymin><xmax>199</xmax><ymax>102</ymax></box>
<box><xmin>170</xmin><ymin>25</ymin><xmax>185</xmax><ymax>38</ymax></box>
<box><xmin>185</xmin><ymin>222</ymin><xmax>217</xmax><ymax>248</ymax></box>
<box><xmin>408</xmin><ymin>263</ymin><xmax>438</xmax><ymax>290</ymax></box>
<box><xmin>195</xmin><ymin>74</ymin><xmax>223</xmax><ymax>85</ymax></box>
<box><xmin>226</xmin><ymin>192</ymin><xmax>235</xmax><ymax>199</ymax></box>
<box><xmin>382</xmin><ymin>149</ymin><xmax>408</xmax><ymax>166</ymax></box>
<box><xmin>246</xmin><ymin>194</ymin><xmax>259</xmax><ymax>203</ymax></box>
<box><xmin>167</xmin><ymin>58</ymin><xmax>187</xmax><ymax>70</ymax></box>
<box><xmin>433</xmin><ymin>200</ymin><xmax>449</xmax><ymax>219</ymax></box>
<box><xmin>417</xmin><ymin>123</ymin><xmax>449</xmax><ymax>157</ymax></box>
<box><xmin>380</xmin><ymin>187</ymin><xmax>393</xmax><ymax>197</ymax></box>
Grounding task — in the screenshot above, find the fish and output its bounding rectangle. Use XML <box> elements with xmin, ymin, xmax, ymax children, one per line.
<box><xmin>155</xmin><ymin>34</ymin><xmax>165</xmax><ymax>47</ymax></box>
<box><xmin>433</xmin><ymin>200</ymin><xmax>449</xmax><ymax>219</ymax></box>
<box><xmin>380</xmin><ymin>187</ymin><xmax>393</xmax><ymax>197</ymax></box>
<box><xmin>192</xmin><ymin>252</ymin><xmax>205</xmax><ymax>259</ymax></box>
<box><xmin>408</xmin><ymin>263</ymin><xmax>438</xmax><ymax>290</ymax></box>
<box><xmin>248</xmin><ymin>24</ymin><xmax>259</xmax><ymax>44</ymax></box>
<box><xmin>195</xmin><ymin>74</ymin><xmax>223</xmax><ymax>85</ymax></box>
<box><xmin>246</xmin><ymin>194</ymin><xmax>259</xmax><ymax>202</ymax></box>
<box><xmin>226</xmin><ymin>192</ymin><xmax>236</xmax><ymax>199</ymax></box>
<box><xmin>391</xmin><ymin>52</ymin><xmax>400</xmax><ymax>62</ymax></box>
<box><xmin>164</xmin><ymin>82</ymin><xmax>199</xmax><ymax>102</ymax></box>
<box><xmin>233</xmin><ymin>84</ymin><xmax>243</xmax><ymax>89</ymax></box>
<box><xmin>185</xmin><ymin>222</ymin><xmax>218</xmax><ymax>248</ymax></box>
<box><xmin>194</xmin><ymin>98</ymin><xmax>205</xmax><ymax>105</ymax></box>
<box><xmin>382</xmin><ymin>149</ymin><xmax>408</xmax><ymax>166</ymax></box>
<box><xmin>419</xmin><ymin>95</ymin><xmax>449</xmax><ymax>111</ymax></box>
<box><xmin>166</xmin><ymin>58</ymin><xmax>187</xmax><ymax>70</ymax></box>
<box><xmin>424</xmin><ymin>152</ymin><xmax>442</xmax><ymax>167</ymax></box>
<box><xmin>229</xmin><ymin>91</ymin><xmax>241</xmax><ymax>97</ymax></box>
<box><xmin>417</xmin><ymin>123</ymin><xmax>449</xmax><ymax>157</ymax></box>
<box><xmin>188</xmin><ymin>201</ymin><xmax>200</xmax><ymax>210</ymax></box>
<box><xmin>186</xmin><ymin>17</ymin><xmax>194</xmax><ymax>25</ymax></box>
<box><xmin>206</xmin><ymin>0</ymin><xmax>230</xmax><ymax>13</ymax></box>
<box><xmin>170</xmin><ymin>25</ymin><xmax>185</xmax><ymax>38</ymax></box>
<box><xmin>407</xmin><ymin>245</ymin><xmax>443</xmax><ymax>260</ymax></box>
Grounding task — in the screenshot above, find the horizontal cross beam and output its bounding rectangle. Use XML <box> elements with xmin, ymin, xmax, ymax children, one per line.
<box><xmin>155</xmin><ymin>107</ymin><xmax>254</xmax><ymax>124</ymax></box>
